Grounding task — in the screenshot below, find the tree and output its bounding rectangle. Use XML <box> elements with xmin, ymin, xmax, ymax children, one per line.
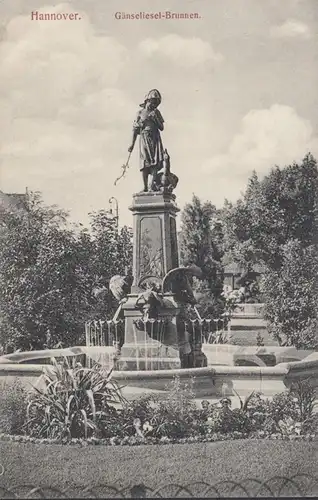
<box><xmin>0</xmin><ymin>192</ymin><xmax>82</xmax><ymax>350</ymax></box>
<box><xmin>86</xmin><ymin>210</ymin><xmax>133</xmax><ymax>320</ymax></box>
<box><xmin>261</xmin><ymin>240</ymin><xmax>318</xmax><ymax>348</ymax></box>
<box><xmin>0</xmin><ymin>193</ymin><xmax>133</xmax><ymax>352</ymax></box>
<box><xmin>221</xmin><ymin>153</ymin><xmax>318</xmax><ymax>348</ymax></box>
<box><xmin>179</xmin><ymin>195</ymin><xmax>224</xmax><ymax>318</ymax></box>
<box><xmin>222</xmin><ymin>154</ymin><xmax>318</xmax><ymax>270</ymax></box>
<box><xmin>221</xmin><ymin>172</ymin><xmax>263</xmax><ymax>269</ymax></box>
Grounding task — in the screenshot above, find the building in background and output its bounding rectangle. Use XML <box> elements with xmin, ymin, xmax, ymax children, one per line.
<box><xmin>0</xmin><ymin>190</ymin><xmax>28</xmax><ymax>224</ymax></box>
<box><xmin>224</xmin><ymin>262</ymin><xmax>265</xmax><ymax>291</ymax></box>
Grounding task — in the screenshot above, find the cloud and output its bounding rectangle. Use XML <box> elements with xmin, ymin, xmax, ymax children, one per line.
<box><xmin>1</xmin><ymin>2</ymin><xmax>316</xmax><ymax>226</ymax></box>
<box><xmin>270</xmin><ymin>19</ymin><xmax>311</xmax><ymax>39</ymax></box>
<box><xmin>201</xmin><ymin>104</ymin><xmax>318</xmax><ymax>203</ymax></box>
<box><xmin>0</xmin><ymin>3</ymin><xmax>143</xmax><ymax>224</ymax></box>
<box><xmin>138</xmin><ymin>34</ymin><xmax>223</xmax><ymax>68</ymax></box>
<box><xmin>0</xmin><ymin>3</ymin><xmax>130</xmax><ymax>122</ymax></box>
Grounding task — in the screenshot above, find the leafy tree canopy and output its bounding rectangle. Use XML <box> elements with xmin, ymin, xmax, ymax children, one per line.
<box><xmin>261</xmin><ymin>240</ymin><xmax>318</xmax><ymax>348</ymax></box>
<box><xmin>0</xmin><ymin>192</ymin><xmax>132</xmax><ymax>351</ymax></box>
<box><xmin>221</xmin><ymin>153</ymin><xmax>318</xmax><ymax>348</ymax></box>
<box><xmin>222</xmin><ymin>153</ymin><xmax>318</xmax><ymax>270</ymax></box>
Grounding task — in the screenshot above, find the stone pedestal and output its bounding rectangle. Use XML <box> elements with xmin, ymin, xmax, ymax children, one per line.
<box><xmin>115</xmin><ymin>191</ymin><xmax>184</xmax><ymax>371</ymax></box>
<box><xmin>129</xmin><ymin>191</ymin><xmax>179</xmax><ymax>290</ymax></box>
<box><xmin>118</xmin><ymin>293</ymin><xmax>182</xmax><ymax>371</ymax></box>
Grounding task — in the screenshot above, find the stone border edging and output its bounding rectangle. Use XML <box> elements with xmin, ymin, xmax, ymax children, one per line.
<box><xmin>0</xmin><ymin>362</ymin><xmax>290</xmax><ymax>378</ymax></box>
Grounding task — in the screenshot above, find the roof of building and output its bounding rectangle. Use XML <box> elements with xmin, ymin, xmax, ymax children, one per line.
<box><xmin>0</xmin><ymin>191</ymin><xmax>27</xmax><ymax>214</ymax></box>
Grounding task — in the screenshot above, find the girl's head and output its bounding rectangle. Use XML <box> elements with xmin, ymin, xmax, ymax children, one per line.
<box><xmin>140</xmin><ymin>89</ymin><xmax>162</xmax><ymax>108</ymax></box>
<box><xmin>145</xmin><ymin>97</ymin><xmax>158</xmax><ymax>110</ymax></box>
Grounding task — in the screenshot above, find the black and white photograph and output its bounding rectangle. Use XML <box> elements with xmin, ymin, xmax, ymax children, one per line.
<box><xmin>0</xmin><ymin>0</ymin><xmax>318</xmax><ymax>497</ymax></box>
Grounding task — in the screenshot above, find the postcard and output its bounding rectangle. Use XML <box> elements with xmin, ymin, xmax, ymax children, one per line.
<box><xmin>0</xmin><ymin>0</ymin><xmax>317</xmax><ymax>498</ymax></box>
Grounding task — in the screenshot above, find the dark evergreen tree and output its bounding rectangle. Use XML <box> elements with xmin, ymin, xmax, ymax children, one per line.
<box><xmin>179</xmin><ymin>195</ymin><xmax>224</xmax><ymax>318</ymax></box>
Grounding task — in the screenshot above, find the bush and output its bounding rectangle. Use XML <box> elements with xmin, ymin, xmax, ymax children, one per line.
<box><xmin>25</xmin><ymin>357</ymin><xmax>125</xmax><ymax>441</ymax></box>
<box><xmin>0</xmin><ymin>379</ymin><xmax>28</xmax><ymax>435</ymax></box>
<box><xmin>248</xmin><ymin>382</ymin><xmax>317</xmax><ymax>437</ymax></box>
<box><xmin>296</xmin><ymin>319</ymin><xmax>318</xmax><ymax>350</ymax></box>
<box><xmin>206</xmin><ymin>406</ymin><xmax>249</xmax><ymax>434</ymax></box>
<box><xmin>268</xmin><ymin>391</ymin><xmax>299</xmax><ymax>424</ymax></box>
<box><xmin>202</xmin><ymin>395</ymin><xmax>257</xmax><ymax>435</ymax></box>
<box><xmin>148</xmin><ymin>392</ymin><xmax>198</xmax><ymax>439</ymax></box>
<box><xmin>120</xmin><ymin>377</ymin><xmax>203</xmax><ymax>439</ymax></box>
<box><xmin>262</xmin><ymin>241</ymin><xmax>318</xmax><ymax>348</ymax></box>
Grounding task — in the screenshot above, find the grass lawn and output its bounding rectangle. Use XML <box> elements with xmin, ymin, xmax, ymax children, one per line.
<box><xmin>1</xmin><ymin>440</ymin><xmax>318</xmax><ymax>497</ymax></box>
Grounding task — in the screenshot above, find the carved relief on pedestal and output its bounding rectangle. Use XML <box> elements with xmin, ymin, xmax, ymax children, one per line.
<box><xmin>138</xmin><ymin>216</ymin><xmax>164</xmax><ymax>281</ymax></box>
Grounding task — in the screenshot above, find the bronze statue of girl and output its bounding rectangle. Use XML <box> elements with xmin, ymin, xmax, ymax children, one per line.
<box><xmin>128</xmin><ymin>89</ymin><xmax>165</xmax><ymax>192</ymax></box>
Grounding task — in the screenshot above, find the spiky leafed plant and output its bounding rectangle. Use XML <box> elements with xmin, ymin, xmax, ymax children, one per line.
<box><xmin>25</xmin><ymin>357</ymin><xmax>126</xmax><ymax>440</ymax></box>
<box><xmin>290</xmin><ymin>378</ymin><xmax>317</xmax><ymax>431</ymax></box>
<box><xmin>232</xmin><ymin>389</ymin><xmax>256</xmax><ymax>412</ymax></box>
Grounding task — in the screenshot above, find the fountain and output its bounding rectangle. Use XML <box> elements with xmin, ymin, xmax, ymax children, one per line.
<box><xmin>81</xmin><ymin>88</ymin><xmax>288</xmax><ymax>401</ymax></box>
<box><xmin>1</xmin><ymin>89</ymin><xmax>318</xmax><ymax>405</ymax></box>
<box><xmin>104</xmin><ymin>89</ymin><xmax>208</xmax><ymax>376</ymax></box>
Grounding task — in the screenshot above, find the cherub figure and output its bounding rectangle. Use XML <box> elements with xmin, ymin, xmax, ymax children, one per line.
<box><xmin>135</xmin><ymin>281</ymin><xmax>163</xmax><ymax>322</ymax></box>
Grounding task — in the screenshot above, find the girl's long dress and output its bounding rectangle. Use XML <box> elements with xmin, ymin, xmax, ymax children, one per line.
<box><xmin>134</xmin><ymin>109</ymin><xmax>164</xmax><ymax>171</ymax></box>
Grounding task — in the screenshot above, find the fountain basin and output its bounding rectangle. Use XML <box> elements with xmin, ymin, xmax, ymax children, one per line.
<box><xmin>113</xmin><ymin>364</ymin><xmax>289</xmax><ymax>401</ymax></box>
<box><xmin>202</xmin><ymin>344</ymin><xmax>315</xmax><ymax>367</ymax></box>
<box><xmin>0</xmin><ymin>362</ymin><xmax>287</xmax><ymax>402</ymax></box>
<box><xmin>1</xmin><ymin>347</ymin><xmax>318</xmax><ymax>406</ymax></box>
<box><xmin>2</xmin><ymin>344</ymin><xmax>314</xmax><ymax>369</ymax></box>
<box><xmin>0</xmin><ymin>346</ymin><xmax>92</xmax><ymax>365</ymax></box>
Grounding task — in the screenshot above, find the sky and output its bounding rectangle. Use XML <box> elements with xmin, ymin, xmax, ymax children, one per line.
<box><xmin>1</xmin><ymin>0</ymin><xmax>318</xmax><ymax>228</ymax></box>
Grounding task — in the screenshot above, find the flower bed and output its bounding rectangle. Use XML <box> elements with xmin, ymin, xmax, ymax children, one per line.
<box><xmin>0</xmin><ymin>357</ymin><xmax>317</xmax><ymax>446</ymax></box>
